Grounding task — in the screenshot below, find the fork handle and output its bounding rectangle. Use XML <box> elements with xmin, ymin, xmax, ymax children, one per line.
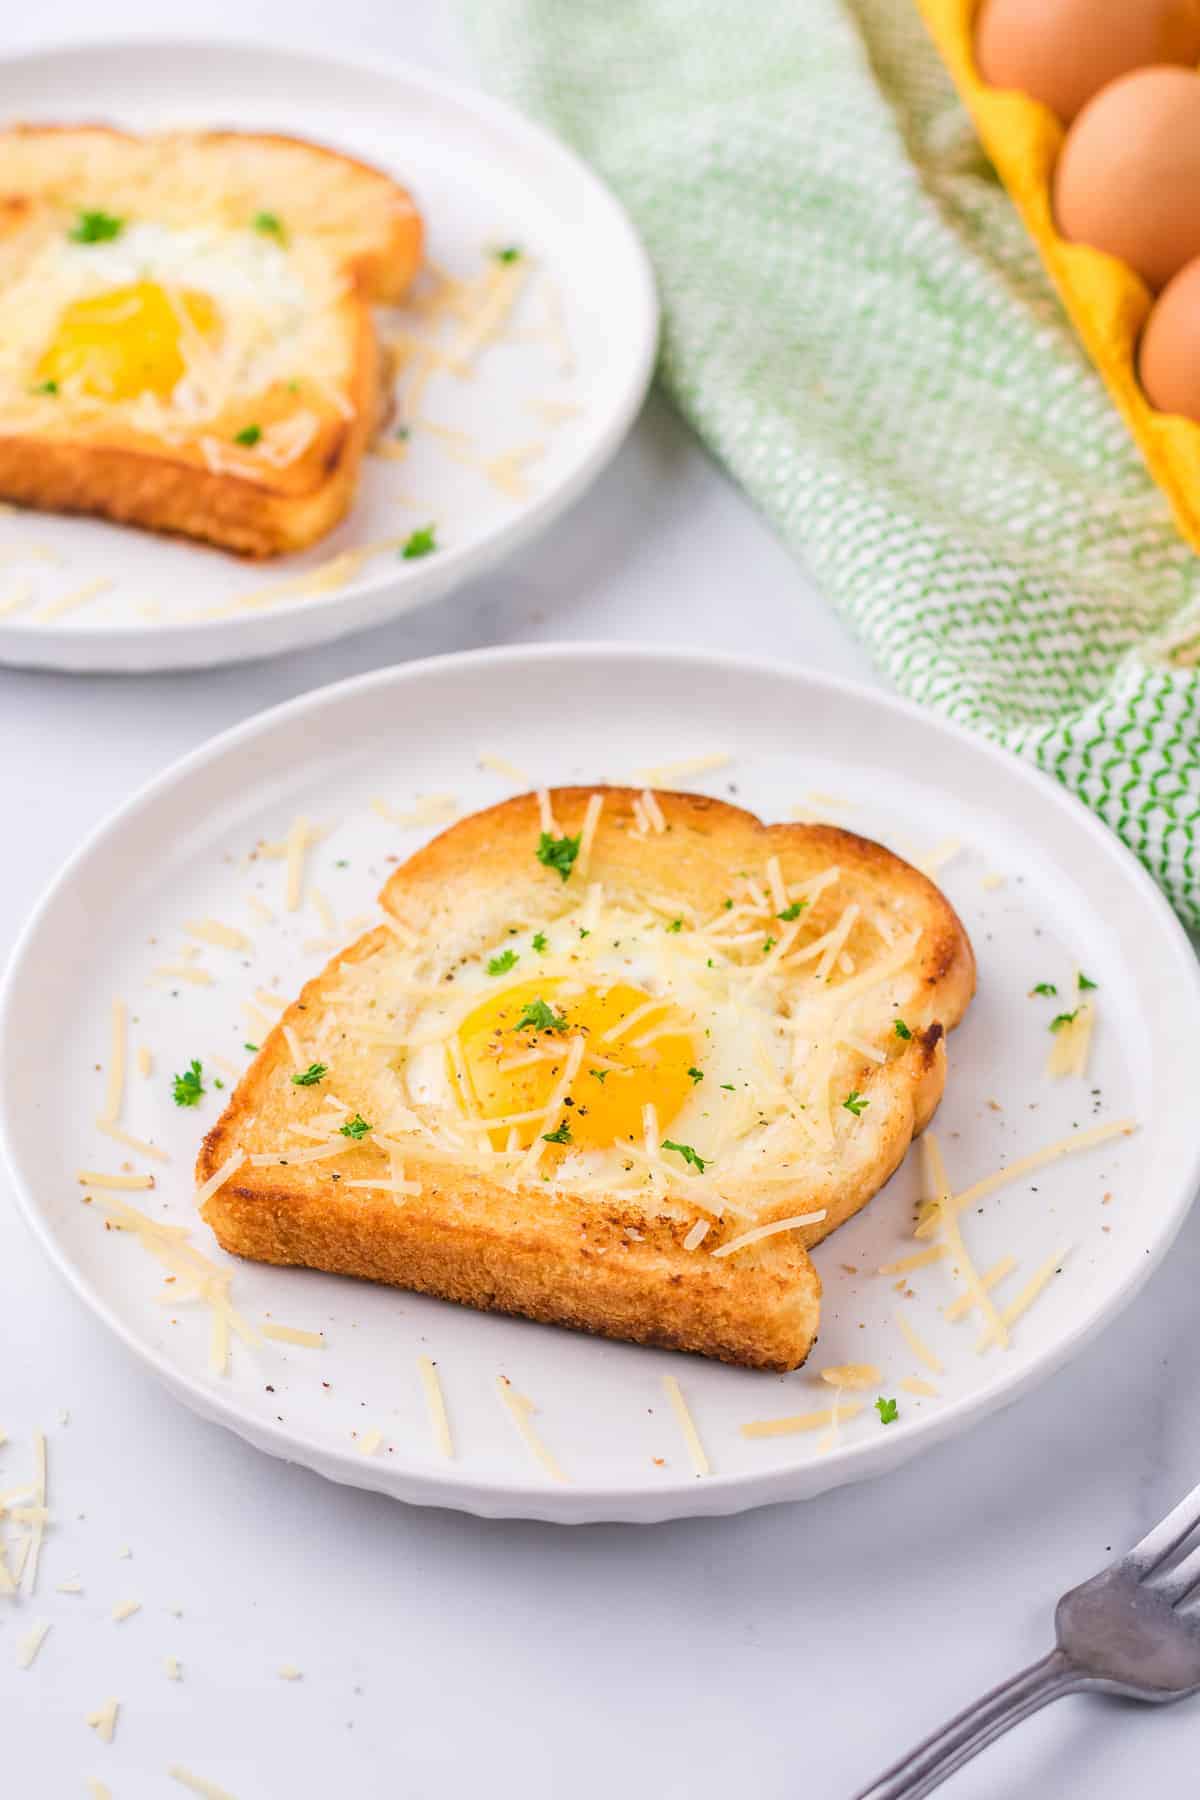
<box><xmin>852</xmin><ymin>1647</ymin><xmax>1080</xmax><ymax>1799</ymax></box>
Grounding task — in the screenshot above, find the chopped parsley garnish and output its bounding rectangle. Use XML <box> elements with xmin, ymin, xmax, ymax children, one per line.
<box><xmin>401</xmin><ymin>523</ymin><xmax>437</xmax><ymax>559</ymax></box>
<box><xmin>662</xmin><ymin>1139</ymin><xmax>708</xmax><ymax>1173</ymax></box>
<box><xmin>1030</xmin><ymin>982</ymin><xmax>1057</xmax><ymax>997</ymax></box>
<box><xmin>70</xmin><ymin>210</ymin><xmax>123</xmax><ymax>244</ymax></box>
<box><xmin>515</xmin><ymin>998</ymin><xmax>566</xmax><ymax>1034</ymax></box>
<box><xmin>875</xmin><ymin>1396</ymin><xmax>898</xmax><ymax>1425</ymax></box>
<box><xmin>487</xmin><ymin>948</ymin><xmax>519</xmax><ymax>976</ymax></box>
<box><xmin>171</xmin><ymin>1060</ymin><xmax>205</xmax><ymax>1107</ymax></box>
<box><xmin>494</xmin><ymin>245</ymin><xmax>522</xmax><ymax>263</ymax></box>
<box><xmin>536</xmin><ymin>830</ymin><xmax>581</xmax><ymax>882</ymax></box>
<box><xmin>291</xmin><ymin>1062</ymin><xmax>328</xmax><ymax>1086</ymax></box>
<box><xmin>842</xmin><ymin>1090</ymin><xmax>868</xmax><ymax>1116</ymax></box>
<box><xmin>589</xmin><ymin>1068</ymin><xmax>609</xmax><ymax>1083</ymax></box>
<box><xmin>395</xmin><ymin>425</ymin><xmax>411</xmax><ymax>441</ymax></box>
<box><xmin>243</xmin><ymin>1042</ymin><xmax>259</xmax><ymax>1053</ymax></box>
<box><xmin>762</xmin><ymin>936</ymin><xmax>776</xmax><ymax>955</ymax></box>
<box><xmin>253</xmin><ymin>210</ymin><xmax>286</xmax><ymax>241</ymax></box>
<box><xmin>777</xmin><ymin>901</ymin><xmax>807</xmax><ymax>921</ymax></box>
<box><xmin>666</xmin><ymin>918</ymin><xmax>683</xmax><ymax>933</ymax></box>
<box><xmin>542</xmin><ymin>1120</ymin><xmax>572</xmax><ymax>1145</ymax></box>
<box><xmin>32</xmin><ymin>379</ymin><xmax>58</xmax><ymax>396</ymax></box>
<box><xmin>893</xmin><ymin>1019</ymin><xmax>912</xmax><ymax>1040</ymax></box>
<box><xmin>720</xmin><ymin>1083</ymin><xmax>735</xmax><ymax>1091</ymax></box>
<box><xmin>335</xmin><ymin>859</ymin><xmax>349</xmax><ymax>868</ymax></box>
<box><xmin>1049</xmin><ymin>1010</ymin><xmax>1079</xmax><ymax>1033</ymax></box>
<box><xmin>1077</xmin><ymin>971</ymin><xmax>1098</xmax><ymax>991</ymax></box>
<box><xmin>531</xmin><ymin>931</ymin><xmax>548</xmax><ymax>954</ymax></box>
<box><xmin>722</xmin><ymin>898</ymin><xmax>733</xmax><ymax>910</ymax></box>
<box><xmin>214</xmin><ymin>1078</ymin><xmax>225</xmax><ymax>1090</ymax></box>
<box><xmin>339</xmin><ymin>1114</ymin><xmax>372</xmax><ymax>1140</ymax></box>
<box><xmin>233</xmin><ymin>424</ymin><xmax>262</xmax><ymax>446</ymax></box>
<box><xmin>578</xmin><ymin>927</ymin><xmax>590</xmax><ymax>940</ymax></box>
<box><xmin>687</xmin><ymin>1066</ymin><xmax>704</xmax><ymax>1084</ymax></box>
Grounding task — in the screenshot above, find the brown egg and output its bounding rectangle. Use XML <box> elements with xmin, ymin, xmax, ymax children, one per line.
<box><xmin>975</xmin><ymin>0</ymin><xmax>1200</xmax><ymax>125</ymax></box>
<box><xmin>1139</xmin><ymin>258</ymin><xmax>1200</xmax><ymax>420</ymax></box>
<box><xmin>1054</xmin><ymin>68</ymin><xmax>1200</xmax><ymax>290</ymax></box>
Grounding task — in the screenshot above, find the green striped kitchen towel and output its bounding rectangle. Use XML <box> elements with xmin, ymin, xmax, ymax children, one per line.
<box><xmin>465</xmin><ymin>0</ymin><xmax>1200</xmax><ymax>925</ymax></box>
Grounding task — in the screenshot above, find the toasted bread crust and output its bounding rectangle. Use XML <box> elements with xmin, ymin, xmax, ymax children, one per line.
<box><xmin>198</xmin><ymin>789</ymin><xmax>975</xmax><ymax>1369</ymax></box>
<box><xmin>0</xmin><ymin>124</ymin><xmax>421</xmax><ymax>555</ymax></box>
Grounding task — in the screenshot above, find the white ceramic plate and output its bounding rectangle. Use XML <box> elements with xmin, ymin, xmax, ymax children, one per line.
<box><xmin>0</xmin><ymin>39</ymin><xmax>657</xmax><ymax>673</ymax></box>
<box><xmin>3</xmin><ymin>645</ymin><xmax>1198</xmax><ymax>1523</ymax></box>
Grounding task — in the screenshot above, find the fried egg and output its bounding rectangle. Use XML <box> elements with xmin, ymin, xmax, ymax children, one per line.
<box><xmin>402</xmin><ymin>901</ymin><xmax>791</xmax><ymax>1190</ymax></box>
<box><xmin>0</xmin><ymin>215</ymin><xmax>347</xmax><ymax>425</ymax></box>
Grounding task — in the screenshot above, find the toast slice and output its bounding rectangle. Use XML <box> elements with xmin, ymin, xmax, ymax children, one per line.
<box><xmin>198</xmin><ymin>788</ymin><xmax>975</xmax><ymax>1370</ymax></box>
<box><xmin>0</xmin><ymin>125</ymin><xmax>423</xmax><ymax>555</ymax></box>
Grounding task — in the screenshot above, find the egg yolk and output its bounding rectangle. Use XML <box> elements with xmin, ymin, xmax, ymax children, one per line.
<box><xmin>455</xmin><ymin>978</ymin><xmax>697</xmax><ymax>1153</ymax></box>
<box><xmin>36</xmin><ymin>281</ymin><xmax>219</xmax><ymax>401</ymax></box>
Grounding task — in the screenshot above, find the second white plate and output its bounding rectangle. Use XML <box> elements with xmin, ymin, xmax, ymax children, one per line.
<box><xmin>3</xmin><ymin>645</ymin><xmax>1198</xmax><ymax>1521</ymax></box>
<box><xmin>0</xmin><ymin>39</ymin><xmax>657</xmax><ymax>672</ymax></box>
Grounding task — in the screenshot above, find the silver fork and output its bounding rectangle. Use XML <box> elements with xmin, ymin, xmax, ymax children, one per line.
<box><xmin>854</xmin><ymin>1478</ymin><xmax>1200</xmax><ymax>1798</ymax></box>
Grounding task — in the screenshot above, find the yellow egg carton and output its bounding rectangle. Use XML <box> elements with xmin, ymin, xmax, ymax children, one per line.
<box><xmin>917</xmin><ymin>0</ymin><xmax>1200</xmax><ymax>551</ymax></box>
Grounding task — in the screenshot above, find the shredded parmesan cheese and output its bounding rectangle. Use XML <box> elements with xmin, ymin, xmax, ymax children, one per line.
<box><xmin>418</xmin><ymin>1356</ymin><xmax>454</xmax><ymax>1460</ymax></box>
<box><xmin>372</xmin><ymin>793</ymin><xmax>458</xmax><ymax>829</ymax></box>
<box><xmin>899</xmin><ymin>1377</ymin><xmax>939</xmax><ymax>1397</ymax></box>
<box><xmin>682</xmin><ymin>1219</ymin><xmax>711</xmax><ymax>1252</ymax></box>
<box><xmin>634</xmin><ymin>753</ymin><xmax>730</xmax><ymax>784</ymax></box>
<box><xmin>496</xmin><ymin>1377</ymin><xmax>567</xmax><ymax>1482</ymax></box>
<box><xmin>818</xmin><ymin>1363</ymin><xmax>881</xmax><ymax>1390</ymax></box>
<box><xmin>576</xmin><ymin>793</ymin><xmax>605</xmax><ymax>878</ymax></box>
<box><xmin>99</xmin><ymin>998</ymin><xmax>127</xmax><ymax>1126</ymax></box>
<box><xmin>893</xmin><ymin>1308</ymin><xmax>944</xmax><ymax>1375</ymax></box>
<box><xmin>87</xmin><ymin>1699</ymin><xmax>119</xmax><ymax>1744</ymax></box>
<box><xmin>194</xmin><ymin>1148</ymin><xmax>245</xmax><ymax>1209</ymax></box>
<box><xmin>96</xmin><ymin>1121</ymin><xmax>169</xmax><ymax>1163</ymax></box>
<box><xmin>284</xmin><ymin>815</ymin><xmax>311</xmax><ymax>912</ymax></box>
<box><xmin>479</xmin><ymin>752</ymin><xmax>531</xmax><ymax>783</ymax></box>
<box><xmin>358</xmin><ymin>1430</ymin><xmax>384</xmax><ymax>1457</ymax></box>
<box><xmin>168</xmin><ymin>1769</ymin><xmax>237</xmax><ymax>1800</ymax></box>
<box><xmin>260</xmin><ymin>1323</ymin><xmax>323</xmax><ymax>1348</ymax></box>
<box><xmin>741</xmin><ymin>1403</ymin><xmax>863</xmax><ymax>1438</ymax></box>
<box><xmin>184</xmin><ymin>918</ymin><xmax>250</xmax><ymax>952</ymax></box>
<box><xmin>77</xmin><ymin>1170</ymin><xmax>155</xmax><ymax>1191</ymax></box>
<box><xmin>924</xmin><ymin>1132</ymin><xmax>1007</xmax><ymax>1350</ymax></box>
<box><xmin>37</xmin><ymin>576</ymin><xmax>113</xmax><ymax>622</ymax></box>
<box><xmin>944</xmin><ymin>1255</ymin><xmax>1016</xmax><ymax>1323</ymax></box>
<box><xmin>711</xmin><ymin>1211</ymin><xmax>826</xmax><ymax>1258</ymax></box>
<box><xmin>978</xmin><ymin>1245</ymin><xmax>1071</xmax><ymax>1350</ymax></box>
<box><xmin>877</xmin><ymin>1244</ymin><xmax>948</xmax><ymax>1276</ymax></box>
<box><xmin>137</xmin><ymin>1045</ymin><xmax>153</xmax><ymax>1078</ymax></box>
<box><xmin>111</xmin><ymin>1599</ymin><xmax>141</xmax><ymax>1623</ymax></box>
<box><xmin>663</xmin><ymin>1374</ymin><xmax>709</xmax><ymax>1476</ymax></box>
<box><xmin>16</xmin><ymin>1620</ymin><xmax>49</xmax><ymax>1669</ymax></box>
<box><xmin>914</xmin><ymin>1118</ymin><xmax>1137</xmax><ymax>1239</ymax></box>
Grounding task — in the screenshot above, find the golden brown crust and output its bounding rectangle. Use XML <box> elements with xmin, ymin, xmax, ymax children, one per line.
<box><xmin>198</xmin><ymin>788</ymin><xmax>975</xmax><ymax>1370</ymax></box>
<box><xmin>0</xmin><ymin>123</ymin><xmax>421</xmax><ymax>555</ymax></box>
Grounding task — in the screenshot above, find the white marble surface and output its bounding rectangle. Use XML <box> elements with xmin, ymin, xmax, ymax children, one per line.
<box><xmin>3</xmin><ymin>4</ymin><xmax>1200</xmax><ymax>1796</ymax></box>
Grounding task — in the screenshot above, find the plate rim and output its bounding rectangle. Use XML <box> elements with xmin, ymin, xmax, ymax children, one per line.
<box><xmin>4</xmin><ymin>640</ymin><xmax>1198</xmax><ymax>1522</ymax></box>
<box><xmin>0</xmin><ymin>34</ymin><xmax>659</xmax><ymax>671</ymax></box>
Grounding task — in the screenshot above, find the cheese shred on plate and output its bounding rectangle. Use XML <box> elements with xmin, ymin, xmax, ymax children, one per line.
<box><xmin>418</xmin><ymin>1355</ymin><xmax>454</xmax><ymax>1460</ymax></box>
<box><xmin>495</xmin><ymin>1376</ymin><xmax>567</xmax><ymax>1483</ymax></box>
<box><xmin>662</xmin><ymin>1373</ymin><xmax>709</xmax><ymax>1477</ymax></box>
<box><xmin>741</xmin><ymin>1402</ymin><xmax>863</xmax><ymax>1439</ymax></box>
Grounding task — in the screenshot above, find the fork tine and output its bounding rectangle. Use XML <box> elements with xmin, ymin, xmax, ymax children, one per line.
<box><xmin>1129</xmin><ymin>1477</ymin><xmax>1200</xmax><ymax>1572</ymax></box>
<box><xmin>1144</xmin><ymin>1540</ymin><xmax>1200</xmax><ymax>1609</ymax></box>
